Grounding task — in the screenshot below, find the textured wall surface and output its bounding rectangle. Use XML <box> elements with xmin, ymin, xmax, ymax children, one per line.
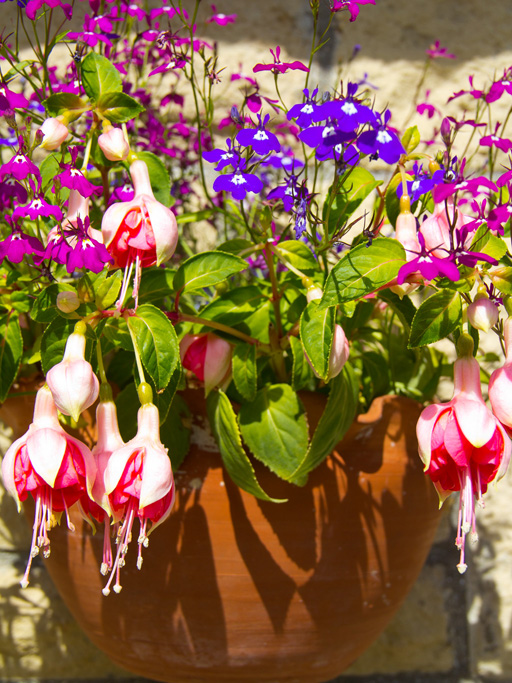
<box><xmin>2</xmin><ymin>0</ymin><xmax>512</xmax><ymax>682</ymax></box>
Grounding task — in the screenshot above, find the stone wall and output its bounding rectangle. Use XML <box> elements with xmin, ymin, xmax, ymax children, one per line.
<box><xmin>2</xmin><ymin>0</ymin><xmax>512</xmax><ymax>682</ymax></box>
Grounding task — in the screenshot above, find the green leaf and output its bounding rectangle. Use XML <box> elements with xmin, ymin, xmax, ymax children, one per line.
<box><xmin>361</xmin><ymin>351</ymin><xmax>390</xmax><ymax>397</ymax></box>
<box><xmin>232</xmin><ymin>344</ymin><xmax>257</xmax><ymax>401</ymax></box>
<box><xmin>173</xmin><ymin>251</ymin><xmax>247</xmax><ymax>294</ymax></box>
<box><xmin>177</xmin><ymin>209</ymin><xmax>215</xmax><ymax>225</ymax></box>
<box><xmin>216</xmin><ymin>238</ymin><xmax>253</xmax><ymax>254</ymax></box>
<box><xmin>199</xmin><ymin>286</ymin><xmax>265</xmax><ymax>326</ymax></box>
<box><xmin>96</xmin><ymin>91</ymin><xmax>145</xmax><ymax>123</ymax></box>
<box><xmin>135</xmin><ymin>151</ymin><xmax>172</xmax><ymax>207</ymax></box>
<box><xmin>409</xmin><ymin>289</ymin><xmax>462</xmax><ymax>348</ymax></box>
<box><xmin>379</xmin><ymin>289</ymin><xmax>417</xmax><ymax>327</ymax></box>
<box><xmin>160</xmin><ymin>393</ymin><xmax>191</xmax><ymax>470</ymax></box>
<box><xmin>385</xmin><ymin>174</ymin><xmax>401</xmax><ymax>229</ymax></box>
<box><xmin>126</xmin><ymin>304</ymin><xmax>180</xmax><ymax>391</ymax></box>
<box><xmin>321</xmin><ymin>237</ymin><xmax>406</xmax><ymax>306</ymax></box>
<box><xmin>0</xmin><ymin>315</ymin><xmax>23</xmax><ymax>403</ymax></box>
<box><xmin>207</xmin><ymin>391</ymin><xmax>285</xmax><ymax>502</ymax></box>
<box><xmin>289</xmin><ymin>335</ymin><xmax>314</xmax><ymax>391</ymax></box>
<box><xmin>101</xmin><ymin>317</ymin><xmax>134</xmax><ymax>353</ymax></box>
<box><xmin>402</xmin><ymin>125</ymin><xmax>421</xmax><ymax>154</ymax></box>
<box><xmin>300</xmin><ymin>301</ymin><xmax>334</xmax><ymax>381</ymax></box>
<box><xmin>490</xmin><ymin>266</ymin><xmax>512</xmax><ymax>296</ymax></box>
<box><xmin>470</xmin><ymin>225</ymin><xmax>508</xmax><ymax>262</ymax></box>
<box><xmin>323</xmin><ymin>167</ymin><xmax>381</xmax><ymax>236</ymax></box>
<box><xmin>39</xmin><ymin>153</ymin><xmax>61</xmax><ymax>196</ymax></box>
<box><xmin>81</xmin><ymin>53</ymin><xmax>122</xmax><ymax>101</ymax></box>
<box><xmin>275</xmin><ymin>240</ymin><xmax>319</xmax><ymax>276</ymax></box>
<box><xmin>238</xmin><ymin>384</ymin><xmax>309</xmax><ymax>481</ymax></box>
<box><xmin>43</xmin><ymin>93</ymin><xmax>87</xmax><ymax>117</ymax></box>
<box><xmin>137</xmin><ymin>268</ymin><xmax>176</xmax><ymax>303</ymax></box>
<box><xmin>287</xmin><ymin>365</ymin><xmax>358</xmax><ymax>485</ymax></box>
<box><xmin>95</xmin><ymin>271</ymin><xmax>123</xmax><ymax>310</ymax></box>
<box><xmin>31</xmin><ymin>283</ymin><xmax>76</xmax><ymax>323</ymax></box>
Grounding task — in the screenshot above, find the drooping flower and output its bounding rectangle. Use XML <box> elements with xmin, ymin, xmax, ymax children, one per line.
<box><xmin>180</xmin><ymin>333</ymin><xmax>232</xmax><ymax>395</ymax></box>
<box><xmin>1</xmin><ymin>385</ymin><xmax>96</xmax><ymax>587</ymax></box>
<box><xmin>489</xmin><ymin>317</ymin><xmax>512</xmax><ymax>433</ymax></box>
<box><xmin>102</xmin><ymin>397</ymin><xmax>175</xmax><ymax>594</ymax></box>
<box><xmin>46</xmin><ymin>321</ymin><xmax>100</xmax><ymax>422</ymax></box>
<box><xmin>101</xmin><ymin>159</ymin><xmax>178</xmax><ymax>269</ymax></box>
<box><xmin>417</xmin><ymin>347</ymin><xmax>511</xmax><ymax>573</ymax></box>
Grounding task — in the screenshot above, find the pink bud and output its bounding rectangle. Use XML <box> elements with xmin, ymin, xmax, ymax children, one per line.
<box><xmin>101</xmin><ymin>160</ymin><xmax>178</xmax><ymax>268</ymax></box>
<box><xmin>306</xmin><ymin>323</ymin><xmax>349</xmax><ymax>381</ymax></box>
<box><xmin>467</xmin><ymin>296</ymin><xmax>499</xmax><ymax>333</ymax></box>
<box><xmin>46</xmin><ymin>327</ymin><xmax>100</xmax><ymax>422</ymax></box>
<box><xmin>56</xmin><ymin>291</ymin><xmax>80</xmax><ymax>313</ymax></box>
<box><xmin>98</xmin><ymin>127</ymin><xmax>130</xmax><ymax>161</ymax></box>
<box><xmin>39</xmin><ymin>117</ymin><xmax>69</xmax><ymax>150</ymax></box>
<box><xmin>180</xmin><ymin>333</ymin><xmax>232</xmax><ymax>395</ymax></box>
<box><xmin>489</xmin><ymin>317</ymin><xmax>512</xmax><ymax>430</ymax></box>
<box><xmin>395</xmin><ymin>210</ymin><xmax>420</xmax><ymax>259</ymax></box>
<box><xmin>306</xmin><ymin>285</ymin><xmax>323</xmax><ymax>303</ymax></box>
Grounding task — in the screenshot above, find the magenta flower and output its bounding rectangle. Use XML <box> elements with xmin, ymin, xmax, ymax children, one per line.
<box><xmin>253</xmin><ymin>46</ymin><xmax>309</xmax><ymax>75</ymax></box>
<box><xmin>0</xmin><ymin>152</ymin><xmax>40</xmax><ymax>183</ymax></box>
<box><xmin>417</xmin><ymin>354</ymin><xmax>511</xmax><ymax>572</ymax></box>
<box><xmin>206</xmin><ymin>4</ymin><xmax>236</xmax><ymax>25</ymax></box>
<box><xmin>396</xmin><ymin>231</ymin><xmax>460</xmax><ymax>285</ymax></box>
<box><xmin>426</xmin><ymin>40</ymin><xmax>456</xmax><ymax>59</ymax></box>
<box><xmin>55</xmin><ymin>166</ymin><xmax>102</xmax><ymax>199</ymax></box>
<box><xmin>180</xmin><ymin>333</ymin><xmax>232</xmax><ymax>395</ymax></box>
<box><xmin>0</xmin><ymin>226</ymin><xmax>45</xmax><ymax>264</ymax></box>
<box><xmin>25</xmin><ymin>0</ymin><xmax>72</xmax><ymax>20</ymax></box>
<box><xmin>12</xmin><ymin>196</ymin><xmax>63</xmax><ymax>222</ymax></box>
<box><xmin>330</xmin><ymin>0</ymin><xmax>375</xmax><ymax>21</ymax></box>
<box><xmin>0</xmin><ymin>84</ymin><xmax>29</xmax><ymax>109</ymax></box>
<box><xmin>479</xmin><ymin>133</ymin><xmax>512</xmax><ymax>153</ymax></box>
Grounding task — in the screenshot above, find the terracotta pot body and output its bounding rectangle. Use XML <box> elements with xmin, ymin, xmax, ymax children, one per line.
<box><xmin>12</xmin><ymin>391</ymin><xmax>439</xmax><ymax>683</ymax></box>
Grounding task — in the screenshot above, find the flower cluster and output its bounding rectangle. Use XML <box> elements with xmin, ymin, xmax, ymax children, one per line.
<box><xmin>1</xmin><ymin>0</ymin><xmax>512</xmax><ymax>591</ymax></box>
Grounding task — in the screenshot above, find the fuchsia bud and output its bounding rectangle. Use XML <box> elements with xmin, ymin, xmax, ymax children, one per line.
<box><xmin>102</xmin><ymin>398</ymin><xmax>175</xmax><ymax>594</ymax></box>
<box><xmin>46</xmin><ymin>322</ymin><xmax>100</xmax><ymax>422</ymax></box>
<box><xmin>417</xmin><ymin>346</ymin><xmax>511</xmax><ymax>573</ymax></box>
<box><xmin>395</xmin><ymin>198</ymin><xmax>420</xmax><ymax>258</ymax></box>
<box><xmin>101</xmin><ymin>159</ymin><xmax>178</xmax><ymax>268</ymax></box>
<box><xmin>306</xmin><ymin>324</ymin><xmax>350</xmax><ymax>382</ymax></box>
<box><xmin>489</xmin><ymin>317</ymin><xmax>512</xmax><ymax>432</ymax></box>
<box><xmin>180</xmin><ymin>333</ymin><xmax>233</xmax><ymax>395</ymax></box>
<box><xmin>467</xmin><ymin>294</ymin><xmax>499</xmax><ymax>333</ymax></box>
<box><xmin>98</xmin><ymin>126</ymin><xmax>130</xmax><ymax>161</ymax></box>
<box><xmin>39</xmin><ymin>117</ymin><xmax>69</xmax><ymax>150</ymax></box>
<box><xmin>1</xmin><ymin>385</ymin><xmax>96</xmax><ymax>587</ymax></box>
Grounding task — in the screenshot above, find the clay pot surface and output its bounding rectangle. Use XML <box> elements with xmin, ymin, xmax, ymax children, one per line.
<box><xmin>29</xmin><ymin>392</ymin><xmax>438</xmax><ymax>683</ymax></box>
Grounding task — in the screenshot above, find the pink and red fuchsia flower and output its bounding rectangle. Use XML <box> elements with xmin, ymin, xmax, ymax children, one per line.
<box><xmin>417</xmin><ymin>344</ymin><xmax>511</xmax><ymax>573</ymax></box>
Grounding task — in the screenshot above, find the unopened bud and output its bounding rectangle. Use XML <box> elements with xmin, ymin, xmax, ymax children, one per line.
<box><xmin>98</xmin><ymin>126</ymin><xmax>130</xmax><ymax>161</ymax></box>
<box><xmin>56</xmin><ymin>290</ymin><xmax>80</xmax><ymax>313</ymax></box>
<box><xmin>39</xmin><ymin>117</ymin><xmax>69</xmax><ymax>150</ymax></box>
<box><xmin>467</xmin><ymin>295</ymin><xmax>499</xmax><ymax>333</ymax></box>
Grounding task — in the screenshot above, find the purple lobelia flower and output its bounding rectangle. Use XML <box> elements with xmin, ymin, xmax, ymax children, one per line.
<box><xmin>0</xmin><ymin>178</ymin><xmax>28</xmax><ymax>206</ymax></box>
<box><xmin>357</xmin><ymin>109</ymin><xmax>405</xmax><ymax>164</ymax></box>
<box><xmin>213</xmin><ymin>163</ymin><xmax>263</xmax><ymax>201</ymax></box>
<box><xmin>299</xmin><ymin>119</ymin><xmax>355</xmax><ymax>161</ymax></box>
<box><xmin>202</xmin><ymin>139</ymin><xmax>242</xmax><ymax>171</ymax></box>
<box><xmin>396</xmin><ymin>162</ymin><xmax>445</xmax><ymax>203</ymax></box>
<box><xmin>312</xmin><ymin>83</ymin><xmax>375</xmax><ymax>132</ymax></box>
<box><xmin>287</xmin><ymin>88</ymin><xmax>321</xmax><ymax>129</ymax></box>
<box><xmin>236</xmin><ymin>114</ymin><xmax>281</xmax><ymax>156</ymax></box>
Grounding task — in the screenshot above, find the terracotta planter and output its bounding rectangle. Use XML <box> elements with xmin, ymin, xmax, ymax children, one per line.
<box><xmin>12</xmin><ymin>391</ymin><xmax>439</xmax><ymax>683</ymax></box>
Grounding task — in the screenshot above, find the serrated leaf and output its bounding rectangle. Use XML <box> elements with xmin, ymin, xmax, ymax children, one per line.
<box><xmin>160</xmin><ymin>393</ymin><xmax>191</xmax><ymax>470</ymax></box>
<box><xmin>207</xmin><ymin>391</ymin><xmax>285</xmax><ymax>502</ymax></box>
<box><xmin>40</xmin><ymin>317</ymin><xmax>94</xmax><ymax>373</ymax></box>
<box><xmin>300</xmin><ymin>301</ymin><xmax>334</xmax><ymax>381</ymax></box>
<box><xmin>409</xmin><ymin>289</ymin><xmax>462</xmax><ymax>348</ymax></box>
<box><xmin>232</xmin><ymin>344</ymin><xmax>257</xmax><ymax>401</ymax></box>
<box><xmin>470</xmin><ymin>225</ymin><xmax>507</xmax><ymax>262</ymax></box>
<box><xmin>275</xmin><ymin>240</ymin><xmax>318</xmax><ymax>276</ymax></box>
<box><xmin>173</xmin><ymin>251</ymin><xmax>247</xmax><ymax>294</ymax></box>
<box><xmin>199</xmin><ymin>286</ymin><xmax>265</xmax><ymax>325</ymax></box>
<box><xmin>402</xmin><ymin>125</ymin><xmax>421</xmax><ymax>154</ymax></box>
<box><xmin>81</xmin><ymin>52</ymin><xmax>122</xmax><ymax>101</ymax></box>
<box><xmin>321</xmin><ymin>237</ymin><xmax>406</xmax><ymax>306</ymax></box>
<box><xmin>126</xmin><ymin>304</ymin><xmax>180</xmax><ymax>391</ymax></box>
<box><xmin>289</xmin><ymin>335</ymin><xmax>314</xmax><ymax>391</ymax></box>
<box><xmin>323</xmin><ymin>167</ymin><xmax>381</xmax><ymax>236</ymax></box>
<box><xmin>288</xmin><ymin>365</ymin><xmax>358</xmax><ymax>485</ymax></box>
<box><xmin>135</xmin><ymin>151</ymin><xmax>172</xmax><ymax>207</ymax></box>
<box><xmin>177</xmin><ymin>209</ymin><xmax>216</xmax><ymax>225</ymax></box>
<box><xmin>216</xmin><ymin>238</ymin><xmax>253</xmax><ymax>253</ymax></box>
<box><xmin>238</xmin><ymin>384</ymin><xmax>308</xmax><ymax>481</ymax></box>
<box><xmin>379</xmin><ymin>289</ymin><xmax>417</xmax><ymax>327</ymax></box>
<box><xmin>96</xmin><ymin>91</ymin><xmax>145</xmax><ymax>123</ymax></box>
<box><xmin>0</xmin><ymin>315</ymin><xmax>23</xmax><ymax>402</ymax></box>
